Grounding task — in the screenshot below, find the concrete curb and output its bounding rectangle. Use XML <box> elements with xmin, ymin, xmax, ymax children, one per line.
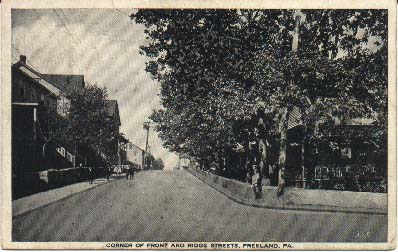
<box><xmin>12</xmin><ymin>177</ymin><xmax>122</xmax><ymax>218</ymax></box>
<box><xmin>186</xmin><ymin>168</ymin><xmax>387</xmax><ymax>215</ymax></box>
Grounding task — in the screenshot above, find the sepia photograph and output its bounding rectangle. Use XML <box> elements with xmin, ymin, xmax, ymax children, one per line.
<box><xmin>1</xmin><ymin>0</ymin><xmax>396</xmax><ymax>250</ymax></box>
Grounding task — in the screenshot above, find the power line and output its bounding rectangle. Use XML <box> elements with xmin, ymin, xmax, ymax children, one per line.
<box><xmin>59</xmin><ymin>9</ymin><xmax>82</xmax><ymax>45</ymax></box>
<box><xmin>52</xmin><ymin>9</ymin><xmax>80</xmax><ymax>46</ymax></box>
<box><xmin>11</xmin><ymin>44</ymin><xmax>41</xmax><ymax>71</ymax></box>
<box><xmin>114</xmin><ymin>9</ymin><xmax>132</xmax><ymax>18</ymax></box>
<box><xmin>52</xmin><ymin>9</ymin><xmax>79</xmax><ymax>45</ymax></box>
<box><xmin>58</xmin><ymin>9</ymin><xmax>69</xmax><ymax>22</ymax></box>
<box><xmin>11</xmin><ymin>44</ymin><xmax>24</xmax><ymax>57</ymax></box>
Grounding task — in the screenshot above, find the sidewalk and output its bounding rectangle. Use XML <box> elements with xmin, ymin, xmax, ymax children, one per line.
<box><xmin>186</xmin><ymin>168</ymin><xmax>387</xmax><ymax>215</ymax></box>
<box><xmin>12</xmin><ymin>174</ymin><xmax>124</xmax><ymax>217</ymax></box>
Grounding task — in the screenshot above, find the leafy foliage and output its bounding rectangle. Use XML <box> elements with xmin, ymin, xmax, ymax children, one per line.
<box><xmin>63</xmin><ymin>85</ymin><xmax>119</xmax><ymax>166</ymax></box>
<box><xmin>133</xmin><ymin>9</ymin><xmax>387</xmax><ymax>186</ymax></box>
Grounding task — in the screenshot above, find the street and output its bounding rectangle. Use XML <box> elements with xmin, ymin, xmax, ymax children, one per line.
<box><xmin>13</xmin><ymin>170</ymin><xmax>387</xmax><ymax>242</ymax></box>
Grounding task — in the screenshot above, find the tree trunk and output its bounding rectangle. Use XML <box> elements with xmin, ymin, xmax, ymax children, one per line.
<box><xmin>217</xmin><ymin>149</ymin><xmax>224</xmax><ymax>175</ymax></box>
<box><xmin>224</xmin><ymin>146</ymin><xmax>230</xmax><ymax>178</ymax></box>
<box><xmin>259</xmin><ymin>138</ymin><xmax>267</xmax><ymax>177</ymax></box>
<box><xmin>277</xmin><ymin>107</ymin><xmax>291</xmax><ymax>196</ymax></box>
<box><xmin>252</xmin><ymin>116</ymin><xmax>269</xmax><ymax>199</ymax></box>
<box><xmin>244</xmin><ymin>132</ymin><xmax>252</xmax><ymax>184</ymax></box>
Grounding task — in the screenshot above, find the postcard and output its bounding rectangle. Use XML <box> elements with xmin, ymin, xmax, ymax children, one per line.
<box><xmin>1</xmin><ymin>0</ymin><xmax>396</xmax><ymax>250</ymax></box>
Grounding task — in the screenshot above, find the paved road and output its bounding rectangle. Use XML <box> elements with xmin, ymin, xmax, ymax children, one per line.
<box><xmin>13</xmin><ymin>170</ymin><xmax>387</xmax><ymax>242</ymax></box>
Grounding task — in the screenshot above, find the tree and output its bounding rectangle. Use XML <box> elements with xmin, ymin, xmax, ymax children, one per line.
<box><xmin>246</xmin><ymin>10</ymin><xmax>387</xmax><ymax>191</ymax></box>
<box><xmin>63</xmin><ymin>85</ymin><xmax>119</xmax><ymax>167</ymax></box>
<box><xmin>134</xmin><ymin>10</ymin><xmax>288</xmax><ymax>177</ymax></box>
<box><xmin>132</xmin><ymin>10</ymin><xmax>387</xmax><ymax>193</ymax></box>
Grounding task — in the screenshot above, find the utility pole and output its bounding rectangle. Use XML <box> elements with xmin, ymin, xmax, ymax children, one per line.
<box><xmin>291</xmin><ymin>12</ymin><xmax>306</xmax><ymax>189</ymax></box>
<box><xmin>278</xmin><ymin>11</ymin><xmax>301</xmax><ymax>193</ymax></box>
<box><xmin>294</xmin><ymin>13</ymin><xmax>306</xmax><ymax>189</ymax></box>
<box><xmin>147</xmin><ymin>146</ymin><xmax>152</xmax><ymax>170</ymax></box>
<box><xmin>292</xmin><ymin>13</ymin><xmax>300</xmax><ymax>52</ymax></box>
<box><xmin>292</xmin><ymin>11</ymin><xmax>306</xmax><ymax>188</ymax></box>
<box><xmin>143</xmin><ymin>121</ymin><xmax>150</xmax><ymax>170</ymax></box>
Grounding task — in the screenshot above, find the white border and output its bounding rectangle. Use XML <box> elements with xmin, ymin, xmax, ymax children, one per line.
<box><xmin>1</xmin><ymin>0</ymin><xmax>396</xmax><ymax>250</ymax></box>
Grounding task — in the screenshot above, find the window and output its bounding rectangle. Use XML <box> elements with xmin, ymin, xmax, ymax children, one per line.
<box><xmin>341</xmin><ymin>147</ymin><xmax>352</xmax><ymax>159</ymax></box>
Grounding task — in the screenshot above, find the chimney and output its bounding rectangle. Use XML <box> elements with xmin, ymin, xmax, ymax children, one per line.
<box><xmin>19</xmin><ymin>55</ymin><xmax>27</xmax><ymax>64</ymax></box>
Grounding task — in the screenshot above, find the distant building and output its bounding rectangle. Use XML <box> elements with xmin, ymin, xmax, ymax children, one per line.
<box><xmin>126</xmin><ymin>143</ymin><xmax>145</xmax><ymax>170</ymax></box>
<box><xmin>310</xmin><ymin>116</ymin><xmax>385</xmax><ymax>189</ymax></box>
<box><xmin>119</xmin><ymin>134</ymin><xmax>129</xmax><ymax>165</ymax></box>
<box><xmin>278</xmin><ymin>105</ymin><xmax>385</xmax><ymax>191</ymax></box>
<box><xmin>222</xmin><ymin>102</ymin><xmax>385</xmax><ymax>192</ymax></box>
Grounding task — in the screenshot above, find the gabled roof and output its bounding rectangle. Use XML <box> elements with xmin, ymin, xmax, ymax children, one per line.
<box><xmin>119</xmin><ymin>133</ymin><xmax>129</xmax><ymax>143</ymax></box>
<box><xmin>13</xmin><ymin>61</ymin><xmax>63</xmax><ymax>97</ymax></box>
<box><xmin>128</xmin><ymin>143</ymin><xmax>145</xmax><ymax>152</ymax></box>
<box><xmin>41</xmin><ymin>74</ymin><xmax>85</xmax><ymax>95</ymax></box>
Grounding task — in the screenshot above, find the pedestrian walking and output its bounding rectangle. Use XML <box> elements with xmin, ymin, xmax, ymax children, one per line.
<box><xmin>277</xmin><ymin>167</ymin><xmax>285</xmax><ymax>196</ymax></box>
<box><xmin>77</xmin><ymin>163</ymin><xmax>82</xmax><ymax>182</ymax></box>
<box><xmin>88</xmin><ymin>167</ymin><xmax>94</xmax><ymax>184</ymax></box>
<box><xmin>126</xmin><ymin>167</ymin><xmax>130</xmax><ymax>180</ymax></box>
<box><xmin>107</xmin><ymin>166</ymin><xmax>111</xmax><ymax>182</ymax></box>
<box><xmin>129</xmin><ymin>167</ymin><xmax>134</xmax><ymax>180</ymax></box>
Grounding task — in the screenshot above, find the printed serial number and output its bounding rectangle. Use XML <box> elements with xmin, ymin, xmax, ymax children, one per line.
<box><xmin>355</xmin><ymin>232</ymin><xmax>372</xmax><ymax>238</ymax></box>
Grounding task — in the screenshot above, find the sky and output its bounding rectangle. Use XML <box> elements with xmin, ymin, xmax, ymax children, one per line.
<box><xmin>11</xmin><ymin>9</ymin><xmax>179</xmax><ymax>169</ymax></box>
